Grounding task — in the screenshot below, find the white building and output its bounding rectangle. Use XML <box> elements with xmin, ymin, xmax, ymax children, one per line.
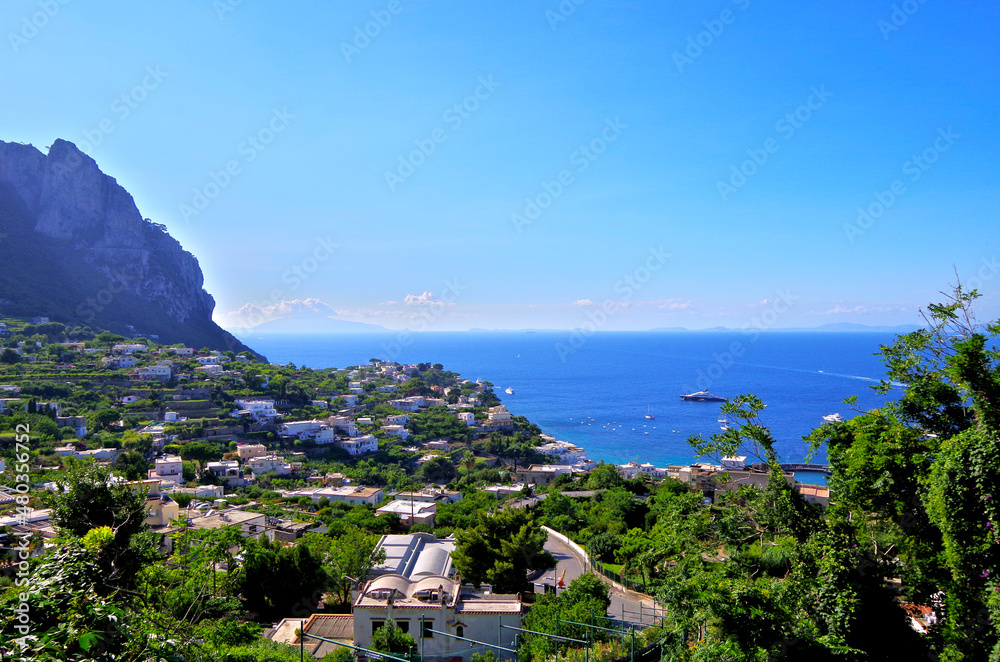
<box><xmin>206</xmin><ymin>460</ymin><xmax>241</xmax><ymax>480</ymax></box>
<box><xmin>74</xmin><ymin>448</ymin><xmax>120</xmax><ymax>462</ymax></box>
<box><xmin>370</xmin><ymin>532</ymin><xmax>456</xmax><ymax>579</ymax></box>
<box><xmin>376</xmin><ymin>500</ymin><xmax>437</xmax><ymax>528</ymax></box>
<box><xmin>338</xmin><ymin>435</ymin><xmax>378</xmax><ymax>456</ymax></box>
<box><xmin>249</xmin><ymin>455</ymin><xmax>293</xmax><ymax>476</ymax></box>
<box><xmin>313</xmin><ymin>485</ymin><xmax>384</xmax><ymax>506</ymax></box>
<box><xmin>720</xmin><ymin>456</ymin><xmax>748</xmax><ymax>470</ymax></box>
<box><xmin>150</xmin><ymin>455</ymin><xmax>184</xmax><ymax>485</ymax></box>
<box><xmin>383</xmin><ymin>424</ymin><xmax>410</xmax><ymax>440</ymax></box>
<box><xmin>537</xmin><ymin>441</ymin><xmax>588</xmax><ymax>465</ymax></box>
<box><xmin>112</xmin><ymin>343</ymin><xmax>147</xmax><ymax>354</ymax></box>
<box><xmin>134</xmin><ymin>364</ymin><xmax>172</xmax><ymax>381</ymax></box>
<box><xmin>514</xmin><ymin>464</ymin><xmax>583</xmax><ymax>486</ymax></box>
<box><xmin>353</xmin><ymin>575</ymin><xmax>522</xmax><ymax>662</ymax></box>
<box><xmin>311</xmin><ymin>428</ymin><xmax>339</xmax><ymax>445</ymax></box>
<box><xmin>487</xmin><ymin>405</ymin><xmax>512</xmax><ymax>423</ymax></box>
<box><xmin>329</xmin><ymin>416</ymin><xmax>358</xmax><ymax>437</ymax></box>
<box><xmin>616</xmin><ymin>461</ymin><xmax>666</xmax><ymax>480</ymax></box>
<box><xmin>234</xmin><ymin>398</ymin><xmax>278</xmax><ymax>422</ymax></box>
<box><xmin>456</xmin><ymin>412</ymin><xmax>475</xmax><ymax>426</ymax></box>
<box><xmin>280</xmin><ymin>419</ymin><xmax>327</xmax><ymax>438</ymax></box>
<box><xmin>103</xmin><ymin>355</ymin><xmax>139</xmax><ymax>369</ymax></box>
<box><xmin>187</xmin><ymin>509</ymin><xmax>267</xmax><ymax>539</ymax></box>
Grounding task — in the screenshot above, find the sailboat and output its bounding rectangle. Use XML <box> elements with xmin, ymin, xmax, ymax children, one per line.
<box><xmin>645</xmin><ymin>405</ymin><xmax>655</xmax><ymax>420</ymax></box>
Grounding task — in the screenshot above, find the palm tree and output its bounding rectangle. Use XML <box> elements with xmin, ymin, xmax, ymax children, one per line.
<box><xmin>462</xmin><ymin>451</ymin><xmax>477</xmax><ymax>476</ymax></box>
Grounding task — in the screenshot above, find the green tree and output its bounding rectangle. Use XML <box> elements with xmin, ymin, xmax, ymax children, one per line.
<box><xmin>45</xmin><ymin>463</ymin><xmax>156</xmax><ymax>588</ymax></box>
<box><xmin>234</xmin><ymin>535</ymin><xmax>330</xmax><ymax>619</ymax></box>
<box><xmin>419</xmin><ymin>455</ymin><xmax>457</xmax><ymax>484</ymax></box>
<box><xmin>88</xmin><ymin>408</ymin><xmax>119</xmax><ymax>433</ymax></box>
<box><xmin>521</xmin><ymin>574</ymin><xmax>612</xmax><ymax>661</ymax></box>
<box><xmin>113</xmin><ymin>450</ymin><xmax>150</xmax><ymax>481</ymax></box>
<box><xmin>586</xmin><ymin>462</ymin><xmax>623</xmax><ymax>490</ymax></box>
<box><xmin>370</xmin><ymin>620</ymin><xmax>416</xmax><ymax>655</ymax></box>
<box><xmin>452</xmin><ymin>508</ymin><xmax>555</xmax><ymax>593</ymax></box>
<box><xmin>180</xmin><ymin>440</ymin><xmax>223</xmax><ymax>463</ymax></box>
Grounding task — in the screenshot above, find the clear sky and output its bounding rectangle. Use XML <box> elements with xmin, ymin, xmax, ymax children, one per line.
<box><xmin>3</xmin><ymin>0</ymin><xmax>998</xmax><ymax>332</ymax></box>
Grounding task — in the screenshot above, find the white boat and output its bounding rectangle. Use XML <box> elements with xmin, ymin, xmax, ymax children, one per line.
<box><xmin>645</xmin><ymin>405</ymin><xmax>655</xmax><ymax>420</ymax></box>
<box><xmin>505</xmin><ymin>387</ymin><xmax>514</xmax><ymax>395</ymax></box>
<box><xmin>822</xmin><ymin>413</ymin><xmax>843</xmax><ymax>423</ymax></box>
<box><xmin>679</xmin><ymin>390</ymin><xmax>725</xmax><ymax>402</ymax></box>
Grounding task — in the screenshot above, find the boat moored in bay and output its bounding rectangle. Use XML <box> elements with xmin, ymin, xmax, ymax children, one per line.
<box><xmin>679</xmin><ymin>390</ymin><xmax>726</xmax><ymax>402</ymax></box>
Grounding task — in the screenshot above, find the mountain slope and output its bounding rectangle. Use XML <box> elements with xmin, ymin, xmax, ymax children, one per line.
<box><xmin>0</xmin><ymin>139</ymin><xmax>262</xmax><ymax>358</ymax></box>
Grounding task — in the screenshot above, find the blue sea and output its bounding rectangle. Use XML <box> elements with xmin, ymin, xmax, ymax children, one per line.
<box><xmin>242</xmin><ymin>331</ymin><xmax>902</xmax><ymax>469</ymax></box>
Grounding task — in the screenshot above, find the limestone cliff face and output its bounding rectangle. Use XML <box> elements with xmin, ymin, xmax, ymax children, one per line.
<box><xmin>0</xmin><ymin>139</ymin><xmax>262</xmax><ymax>358</ymax></box>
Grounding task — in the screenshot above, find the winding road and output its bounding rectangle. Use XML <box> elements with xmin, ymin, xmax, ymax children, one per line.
<box><xmin>541</xmin><ymin>530</ymin><xmax>663</xmax><ymax>626</ymax></box>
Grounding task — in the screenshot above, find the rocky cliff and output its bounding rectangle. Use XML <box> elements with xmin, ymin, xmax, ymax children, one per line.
<box><xmin>0</xmin><ymin>139</ymin><xmax>263</xmax><ymax>358</ymax></box>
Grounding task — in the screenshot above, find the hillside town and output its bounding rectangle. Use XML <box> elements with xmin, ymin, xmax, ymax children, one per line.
<box><xmin>0</xmin><ymin>316</ymin><xmax>961</xmax><ymax>661</ymax></box>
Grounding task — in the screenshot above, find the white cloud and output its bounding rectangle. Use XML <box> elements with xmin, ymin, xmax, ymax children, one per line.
<box><xmin>817</xmin><ymin>303</ymin><xmax>912</xmax><ymax>315</ymax></box>
<box><xmin>571</xmin><ymin>297</ymin><xmax>691</xmax><ymax>310</ymax></box>
<box><xmin>404</xmin><ymin>291</ymin><xmax>451</xmax><ymax>306</ymax></box>
<box><xmin>225</xmin><ymin>298</ymin><xmax>338</xmax><ymax>328</ymax></box>
<box><xmin>824</xmin><ymin>304</ymin><xmax>868</xmax><ymax>314</ymax></box>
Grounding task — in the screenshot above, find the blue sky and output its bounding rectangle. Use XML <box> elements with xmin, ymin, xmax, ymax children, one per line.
<box><xmin>3</xmin><ymin>0</ymin><xmax>998</xmax><ymax>332</ymax></box>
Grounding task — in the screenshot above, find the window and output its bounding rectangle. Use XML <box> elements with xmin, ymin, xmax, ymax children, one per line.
<box><xmin>398</xmin><ymin>621</ymin><xmax>410</xmax><ymax>634</ymax></box>
<box><xmin>456</xmin><ymin>626</ymin><xmax>464</xmax><ymax>639</ymax></box>
<box><xmin>372</xmin><ymin>621</ymin><xmax>385</xmax><ymax>636</ymax></box>
<box><xmin>422</xmin><ymin>620</ymin><xmax>434</xmax><ymax>638</ymax></box>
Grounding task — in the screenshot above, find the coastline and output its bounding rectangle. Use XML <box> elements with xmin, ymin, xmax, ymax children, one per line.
<box><xmin>236</xmin><ymin>331</ymin><xmax>887</xmax><ymax>477</ymax></box>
